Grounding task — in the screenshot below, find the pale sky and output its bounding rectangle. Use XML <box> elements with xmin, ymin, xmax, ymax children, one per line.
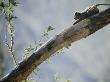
<box><xmin>1</xmin><ymin>0</ymin><xmax>110</xmax><ymax>82</ymax></box>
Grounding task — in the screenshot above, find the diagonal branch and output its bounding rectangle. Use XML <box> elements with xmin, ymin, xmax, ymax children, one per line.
<box><xmin>1</xmin><ymin>7</ymin><xmax>110</xmax><ymax>82</ymax></box>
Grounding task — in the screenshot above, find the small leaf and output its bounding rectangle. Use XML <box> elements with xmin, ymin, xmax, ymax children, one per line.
<box><xmin>65</xmin><ymin>80</ymin><xmax>71</xmax><ymax>82</ymax></box>
<box><xmin>38</xmin><ymin>43</ymin><xmax>43</xmax><ymax>47</ymax></box>
<box><xmin>8</xmin><ymin>25</ymin><xmax>14</xmax><ymax>34</ymax></box>
<box><xmin>10</xmin><ymin>15</ymin><xmax>17</xmax><ymax>20</ymax></box>
<box><xmin>47</xmin><ymin>26</ymin><xmax>55</xmax><ymax>32</ymax></box>
<box><xmin>43</xmin><ymin>31</ymin><xmax>48</xmax><ymax>37</ymax></box>
<box><xmin>22</xmin><ymin>80</ymin><xmax>32</xmax><ymax>82</ymax></box>
<box><xmin>65</xmin><ymin>44</ymin><xmax>71</xmax><ymax>49</ymax></box>
<box><xmin>0</xmin><ymin>2</ymin><xmax>5</xmax><ymax>8</ymax></box>
<box><xmin>54</xmin><ymin>73</ymin><xmax>60</xmax><ymax>82</ymax></box>
<box><xmin>24</xmin><ymin>47</ymin><xmax>34</xmax><ymax>55</ymax></box>
<box><xmin>9</xmin><ymin>0</ymin><xmax>19</xmax><ymax>6</ymax></box>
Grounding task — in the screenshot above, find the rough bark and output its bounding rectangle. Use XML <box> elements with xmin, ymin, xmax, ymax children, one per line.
<box><xmin>0</xmin><ymin>7</ymin><xmax>110</xmax><ymax>82</ymax></box>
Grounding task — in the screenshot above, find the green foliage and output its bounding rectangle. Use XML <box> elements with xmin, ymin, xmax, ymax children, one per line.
<box><xmin>54</xmin><ymin>73</ymin><xmax>71</xmax><ymax>82</ymax></box>
<box><xmin>47</xmin><ymin>26</ymin><xmax>55</xmax><ymax>32</ymax></box>
<box><xmin>23</xmin><ymin>47</ymin><xmax>34</xmax><ymax>58</ymax></box>
<box><xmin>0</xmin><ymin>0</ymin><xmax>18</xmax><ymax>66</ymax></box>
<box><xmin>65</xmin><ymin>44</ymin><xmax>71</xmax><ymax>49</ymax></box>
<box><xmin>7</xmin><ymin>23</ymin><xmax>14</xmax><ymax>34</ymax></box>
<box><xmin>42</xmin><ymin>26</ymin><xmax>55</xmax><ymax>38</ymax></box>
<box><xmin>9</xmin><ymin>0</ymin><xmax>18</xmax><ymax>6</ymax></box>
<box><xmin>54</xmin><ymin>73</ymin><xmax>61</xmax><ymax>82</ymax></box>
<box><xmin>65</xmin><ymin>80</ymin><xmax>71</xmax><ymax>82</ymax></box>
<box><xmin>22</xmin><ymin>41</ymin><xmax>43</xmax><ymax>60</ymax></box>
<box><xmin>56</xmin><ymin>49</ymin><xmax>64</xmax><ymax>55</ymax></box>
<box><xmin>22</xmin><ymin>80</ymin><xmax>32</xmax><ymax>82</ymax></box>
<box><xmin>0</xmin><ymin>0</ymin><xmax>18</xmax><ymax>20</ymax></box>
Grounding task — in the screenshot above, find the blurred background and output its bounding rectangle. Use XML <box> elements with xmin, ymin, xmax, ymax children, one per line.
<box><xmin>0</xmin><ymin>0</ymin><xmax>110</xmax><ymax>82</ymax></box>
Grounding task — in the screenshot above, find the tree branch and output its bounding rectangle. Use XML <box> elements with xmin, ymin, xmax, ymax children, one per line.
<box><xmin>1</xmin><ymin>7</ymin><xmax>110</xmax><ymax>82</ymax></box>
